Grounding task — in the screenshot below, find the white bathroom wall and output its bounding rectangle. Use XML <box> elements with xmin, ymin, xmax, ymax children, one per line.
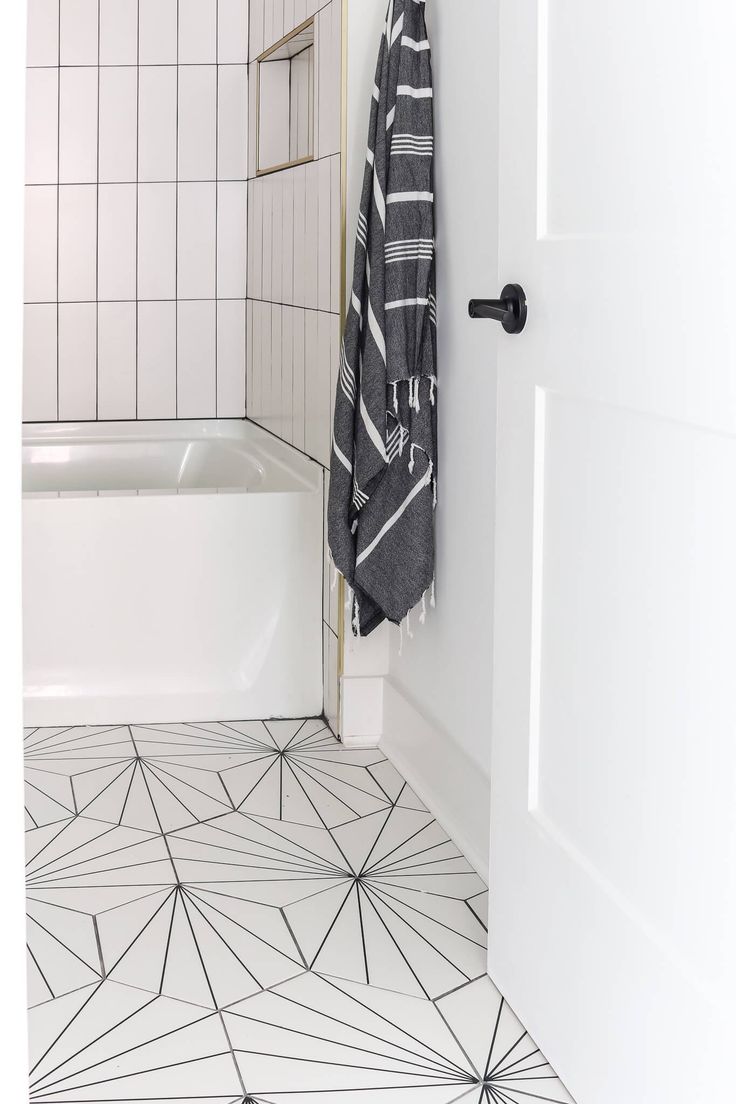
<box><xmin>382</xmin><ymin>0</ymin><xmax>501</xmax><ymax>877</ymax></box>
<box><xmin>246</xmin><ymin>0</ymin><xmax>343</xmax><ymax>729</ymax></box>
<box><xmin>23</xmin><ymin>0</ymin><xmax>249</xmax><ymax>422</ymax></box>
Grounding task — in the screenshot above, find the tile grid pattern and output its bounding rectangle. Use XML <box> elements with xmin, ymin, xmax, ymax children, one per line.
<box><xmin>247</xmin><ymin>0</ymin><xmax>343</xmax><ymax>728</ymax></box>
<box><xmin>25</xmin><ymin>717</ymin><xmax>574</xmax><ymax>1103</ymax></box>
<box><xmin>23</xmin><ymin>0</ymin><xmax>249</xmax><ymax>423</ymax></box>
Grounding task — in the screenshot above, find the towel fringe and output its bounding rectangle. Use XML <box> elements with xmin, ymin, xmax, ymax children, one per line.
<box><xmin>398</xmin><ymin>619</ymin><xmax>404</xmax><ymax>656</ymax></box>
<box><xmin>352</xmin><ymin>596</ymin><xmax>361</xmax><ymax>637</ymax></box>
<box><xmin>420</xmin><ymin>590</ymin><xmax>427</xmax><ymax>624</ymax></box>
<box><xmin>430</xmin><ymin>577</ymin><xmax>436</xmax><ymax>607</ymax></box>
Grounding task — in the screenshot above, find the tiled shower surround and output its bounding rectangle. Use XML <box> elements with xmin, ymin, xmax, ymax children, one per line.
<box><xmin>23</xmin><ymin>0</ymin><xmax>249</xmax><ymax>422</ymax></box>
<box><xmin>25</xmin><ymin>718</ymin><xmax>574</xmax><ymax>1102</ymax></box>
<box><xmin>246</xmin><ymin>0</ymin><xmax>344</xmax><ymax>728</ymax></box>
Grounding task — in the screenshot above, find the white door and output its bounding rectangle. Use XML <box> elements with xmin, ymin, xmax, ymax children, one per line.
<box><xmin>490</xmin><ymin>4</ymin><xmax>736</xmax><ymax>1103</ymax></box>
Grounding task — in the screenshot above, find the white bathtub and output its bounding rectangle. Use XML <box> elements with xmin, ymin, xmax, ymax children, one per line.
<box><xmin>22</xmin><ymin>420</ymin><xmax>324</xmax><ymax>727</ymax></box>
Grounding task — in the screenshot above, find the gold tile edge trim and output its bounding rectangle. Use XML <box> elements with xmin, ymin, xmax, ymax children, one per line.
<box><xmin>336</xmin><ymin>0</ymin><xmax>349</xmax><ymax>735</ymax></box>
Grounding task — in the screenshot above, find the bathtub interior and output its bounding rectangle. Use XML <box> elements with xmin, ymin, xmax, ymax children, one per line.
<box><xmin>22</xmin><ymin>421</ymin><xmax>322</xmax><ymax>496</ymax></box>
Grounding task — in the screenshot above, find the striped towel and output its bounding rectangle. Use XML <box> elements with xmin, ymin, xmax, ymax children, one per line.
<box><xmin>328</xmin><ymin>0</ymin><xmax>436</xmax><ymax>636</ymax></box>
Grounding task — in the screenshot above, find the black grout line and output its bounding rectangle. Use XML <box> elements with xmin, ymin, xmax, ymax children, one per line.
<box><xmin>26</xmin><ymin>179</ymin><xmax>249</xmax><ymax>186</ymax></box>
<box><xmin>27</xmin><ymin>61</ymin><xmax>250</xmax><ymax>69</ymax></box>
<box><xmin>25</xmin><ymin>298</ymin><xmax>248</xmax><ymax>306</ymax></box>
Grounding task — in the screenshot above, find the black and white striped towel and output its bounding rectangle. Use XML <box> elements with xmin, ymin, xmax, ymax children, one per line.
<box><xmin>328</xmin><ymin>0</ymin><xmax>436</xmax><ymax>636</ymax></box>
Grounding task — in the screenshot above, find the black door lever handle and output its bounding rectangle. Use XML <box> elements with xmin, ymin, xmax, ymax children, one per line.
<box><xmin>468</xmin><ymin>283</ymin><xmax>527</xmax><ymax>334</ymax></box>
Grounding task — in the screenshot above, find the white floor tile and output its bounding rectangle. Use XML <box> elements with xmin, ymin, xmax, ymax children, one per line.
<box><xmin>24</xmin><ymin>718</ymin><xmax>573</xmax><ymax>1103</ymax></box>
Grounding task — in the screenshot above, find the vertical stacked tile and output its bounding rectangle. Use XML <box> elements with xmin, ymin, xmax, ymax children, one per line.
<box><xmin>23</xmin><ymin>0</ymin><xmax>249</xmax><ymax>423</ymax></box>
<box><xmin>246</xmin><ymin>0</ymin><xmax>343</xmax><ymax>732</ymax></box>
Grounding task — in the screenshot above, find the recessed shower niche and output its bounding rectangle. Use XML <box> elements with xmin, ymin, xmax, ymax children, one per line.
<box><xmin>257</xmin><ymin>18</ymin><xmax>315</xmax><ymax>175</ymax></box>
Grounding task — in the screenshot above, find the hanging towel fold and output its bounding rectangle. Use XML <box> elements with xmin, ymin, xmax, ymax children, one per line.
<box><xmin>328</xmin><ymin>0</ymin><xmax>437</xmax><ymax>636</ymax></box>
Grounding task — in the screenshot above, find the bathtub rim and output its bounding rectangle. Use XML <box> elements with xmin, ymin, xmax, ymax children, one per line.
<box><xmin>22</xmin><ymin>418</ymin><xmax>324</xmax><ymax>498</ymax></box>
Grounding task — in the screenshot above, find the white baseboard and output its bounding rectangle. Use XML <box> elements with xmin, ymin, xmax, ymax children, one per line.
<box><xmin>340</xmin><ymin>676</ymin><xmax>384</xmax><ymax>747</ymax></box>
<box><xmin>380</xmin><ymin>679</ymin><xmax>490</xmax><ymax>881</ymax></box>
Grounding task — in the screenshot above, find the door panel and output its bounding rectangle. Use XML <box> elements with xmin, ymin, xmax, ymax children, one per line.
<box><xmin>490</xmin><ymin>3</ymin><xmax>736</xmax><ymax>1101</ymax></box>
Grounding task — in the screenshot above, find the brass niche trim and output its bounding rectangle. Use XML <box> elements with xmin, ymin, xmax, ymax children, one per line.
<box><xmin>255</xmin><ymin>15</ymin><xmax>316</xmax><ymax>178</ymax></box>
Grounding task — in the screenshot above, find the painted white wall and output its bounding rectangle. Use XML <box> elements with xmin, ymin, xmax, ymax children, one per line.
<box><xmin>341</xmin><ymin>0</ymin><xmax>500</xmax><ymax>873</ymax></box>
<box><xmin>388</xmin><ymin>0</ymin><xmax>501</xmax><ymax>778</ymax></box>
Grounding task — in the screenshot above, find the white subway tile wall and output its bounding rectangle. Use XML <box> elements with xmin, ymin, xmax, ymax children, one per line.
<box><xmin>247</xmin><ymin>0</ymin><xmax>343</xmax><ymax>727</ymax></box>
<box><xmin>23</xmin><ymin>0</ymin><xmax>249</xmax><ymax>422</ymax></box>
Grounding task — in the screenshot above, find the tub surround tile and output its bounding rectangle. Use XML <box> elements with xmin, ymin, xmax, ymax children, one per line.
<box><xmin>24</xmin><ymin>186</ymin><xmax>58</xmax><ymax>303</ymax></box>
<box><xmin>218</xmin><ymin>0</ymin><xmax>249</xmax><ymax>65</ymax></box>
<box><xmin>137</xmin><ymin>182</ymin><xmax>177</xmax><ymax>300</ymax></box>
<box><xmin>98</xmin><ymin>66</ymin><xmax>138</xmax><ymax>184</ymax></box>
<box><xmin>24</xmin><ymin>718</ymin><xmax>574</xmax><ymax>1103</ymax></box>
<box><xmin>178</xmin><ymin>0</ymin><xmax>218</xmax><ymax>65</ymax></box>
<box><xmin>58</xmin><ymin>66</ymin><xmax>98</xmax><ymax>184</ymax></box>
<box><xmin>98</xmin><ymin>183</ymin><xmax>137</xmax><ymax>301</ymax></box>
<box><xmin>58</xmin><ymin>184</ymin><xmax>97</xmax><ymax>301</ymax></box>
<box><xmin>25</xmin><ymin>68</ymin><xmax>59</xmax><ymax>186</ymax></box>
<box><xmin>138</xmin><ymin>0</ymin><xmax>178</xmax><ymax>66</ymax></box>
<box><xmin>217</xmin><ymin>299</ymin><xmax>247</xmax><ymax>417</ymax></box>
<box><xmin>97</xmin><ymin>301</ymin><xmax>137</xmax><ymax>420</ymax></box>
<box><xmin>57</xmin><ymin>301</ymin><xmax>96</xmax><ymax>420</ymax></box>
<box><xmin>217</xmin><ymin>182</ymin><xmax>248</xmax><ymax>299</ymax></box>
<box><xmin>59</xmin><ymin>0</ymin><xmax>98</xmax><ymax>66</ymax></box>
<box><xmin>99</xmin><ymin>0</ymin><xmax>138</xmax><ymax>66</ymax></box>
<box><xmin>177</xmin><ymin>300</ymin><xmax>217</xmax><ymax>417</ymax></box>
<box><xmin>27</xmin><ymin>0</ymin><xmax>60</xmax><ymax>67</ymax></box>
<box><xmin>24</xmin><ymin>0</ymin><xmax>248</xmax><ymax>425</ymax></box>
<box><xmin>23</xmin><ymin>305</ymin><xmax>58</xmax><ymax>422</ymax></box>
<box><xmin>137</xmin><ymin>300</ymin><xmax>177</xmax><ymax>419</ymax></box>
<box><xmin>138</xmin><ymin>66</ymin><xmax>178</xmax><ymax>182</ymax></box>
<box><xmin>218</xmin><ymin>65</ymin><xmax>249</xmax><ymax>180</ymax></box>
<box><xmin>178</xmin><ymin>65</ymin><xmax>218</xmax><ymax>182</ymax></box>
<box><xmin>177</xmin><ymin>181</ymin><xmax>217</xmax><ymax>299</ymax></box>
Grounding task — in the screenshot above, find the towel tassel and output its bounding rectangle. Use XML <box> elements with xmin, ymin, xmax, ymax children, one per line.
<box><xmin>398</xmin><ymin>620</ymin><xmax>404</xmax><ymax>656</ymax></box>
<box><xmin>420</xmin><ymin>591</ymin><xmax>427</xmax><ymax>625</ymax></box>
<box><xmin>406</xmin><ymin>611</ymin><xmax>413</xmax><ymax>639</ymax></box>
<box><xmin>352</xmin><ymin>597</ymin><xmax>361</xmax><ymax>637</ymax></box>
<box><xmin>392</xmin><ymin>381</ymin><xmax>399</xmax><ymax>415</ymax></box>
<box><xmin>429</xmin><ymin>375</ymin><xmax>436</xmax><ymax>405</ymax></box>
<box><xmin>430</xmin><ymin>577</ymin><xmax>436</xmax><ymax>608</ymax></box>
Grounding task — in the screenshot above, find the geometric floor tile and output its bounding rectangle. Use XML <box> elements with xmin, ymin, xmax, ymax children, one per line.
<box><xmin>25</xmin><ymin>717</ymin><xmax>574</xmax><ymax>1102</ymax></box>
<box><xmin>131</xmin><ymin>717</ymin><xmax>401</xmax><ymax>828</ymax></box>
<box><xmin>25</xmin><ymin>818</ymin><xmax>303</xmax><ymax>1009</ymax></box>
<box><xmin>28</xmin><ymin>979</ymin><xmax>244</xmax><ymax>1101</ymax></box>
<box><xmin>167</xmin><ymin>801</ymin><xmax>488</xmax><ymax>999</ymax></box>
<box><xmin>24</xmin><ymin>726</ymin><xmax>137</xmax><ymax>830</ymax></box>
<box><xmin>223</xmin><ymin>972</ymin><xmax>576</xmax><ymax>1103</ymax></box>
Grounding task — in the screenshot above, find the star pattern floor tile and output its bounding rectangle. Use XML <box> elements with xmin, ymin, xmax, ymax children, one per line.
<box><xmin>25</xmin><ymin>717</ymin><xmax>574</xmax><ymax>1103</ymax></box>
